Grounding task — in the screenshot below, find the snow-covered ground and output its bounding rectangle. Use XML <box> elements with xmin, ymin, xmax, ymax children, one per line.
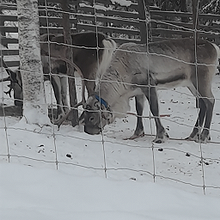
<box><xmin>1</xmin><ymin>163</ymin><xmax>220</xmax><ymax>220</ymax></box>
<box><xmin>0</xmin><ymin>68</ymin><xmax>220</xmax><ymax>219</ymax></box>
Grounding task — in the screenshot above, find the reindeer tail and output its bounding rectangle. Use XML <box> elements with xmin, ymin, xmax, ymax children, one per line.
<box><xmin>212</xmin><ymin>43</ymin><xmax>220</xmax><ymax>59</ymax></box>
<box><xmin>211</xmin><ymin>43</ymin><xmax>220</xmax><ymax>74</ymax></box>
<box><xmin>97</xmin><ymin>38</ymin><xmax>117</xmax><ymax>79</ymax></box>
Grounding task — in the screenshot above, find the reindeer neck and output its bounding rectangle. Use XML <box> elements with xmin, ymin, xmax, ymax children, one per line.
<box><xmin>95</xmin><ymin>67</ymin><xmax>133</xmax><ymax>116</ymax></box>
<box><xmin>96</xmin><ymin>76</ymin><xmax>121</xmax><ymax>107</ymax></box>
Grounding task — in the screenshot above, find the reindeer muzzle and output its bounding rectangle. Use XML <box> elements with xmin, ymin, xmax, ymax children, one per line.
<box><xmin>84</xmin><ymin>125</ymin><xmax>101</xmax><ymax>135</ymax></box>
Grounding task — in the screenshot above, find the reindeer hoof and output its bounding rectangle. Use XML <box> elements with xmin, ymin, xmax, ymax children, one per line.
<box><xmin>185</xmin><ymin>135</ymin><xmax>210</xmax><ymax>143</ymax></box>
<box><xmin>153</xmin><ymin>138</ymin><xmax>164</xmax><ymax>144</ymax></box>
<box><xmin>153</xmin><ymin>132</ymin><xmax>169</xmax><ymax>144</ymax></box>
<box><xmin>125</xmin><ymin>131</ymin><xmax>145</xmax><ymax>140</ymax></box>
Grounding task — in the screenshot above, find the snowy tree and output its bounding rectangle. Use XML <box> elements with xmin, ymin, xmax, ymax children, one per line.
<box><xmin>17</xmin><ymin>0</ymin><xmax>51</xmax><ymax>126</ymax></box>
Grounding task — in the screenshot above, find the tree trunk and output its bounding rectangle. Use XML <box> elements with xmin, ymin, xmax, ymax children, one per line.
<box><xmin>17</xmin><ymin>0</ymin><xmax>50</xmax><ymax>125</ymax></box>
<box><xmin>61</xmin><ymin>0</ymin><xmax>78</xmax><ymax>127</ymax></box>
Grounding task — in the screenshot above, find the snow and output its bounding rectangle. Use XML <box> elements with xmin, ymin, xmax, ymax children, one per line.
<box><xmin>0</xmin><ymin>70</ymin><xmax>220</xmax><ymax>219</ymax></box>
<box><xmin>1</xmin><ymin>163</ymin><xmax>220</xmax><ymax>220</ymax></box>
<box><xmin>111</xmin><ymin>0</ymin><xmax>133</xmax><ymax>7</ymax></box>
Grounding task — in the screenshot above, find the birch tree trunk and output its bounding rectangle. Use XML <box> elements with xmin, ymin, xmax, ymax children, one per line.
<box><xmin>17</xmin><ymin>0</ymin><xmax>50</xmax><ymax>125</ymax></box>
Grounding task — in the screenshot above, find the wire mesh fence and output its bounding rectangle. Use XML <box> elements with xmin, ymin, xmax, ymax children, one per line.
<box><xmin>0</xmin><ymin>0</ymin><xmax>220</xmax><ymax>197</ymax></box>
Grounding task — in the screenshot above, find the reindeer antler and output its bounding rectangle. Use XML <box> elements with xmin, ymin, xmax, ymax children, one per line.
<box><xmin>4</xmin><ymin>84</ymin><xmax>13</xmax><ymax>97</ymax></box>
<box><xmin>0</xmin><ymin>57</ymin><xmax>18</xmax><ymax>97</ymax></box>
<box><xmin>0</xmin><ymin>76</ymin><xmax>11</xmax><ymax>82</ymax></box>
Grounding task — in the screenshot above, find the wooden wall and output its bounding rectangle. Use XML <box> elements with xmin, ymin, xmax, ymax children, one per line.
<box><xmin>0</xmin><ymin>0</ymin><xmax>219</xmax><ymax>68</ymax></box>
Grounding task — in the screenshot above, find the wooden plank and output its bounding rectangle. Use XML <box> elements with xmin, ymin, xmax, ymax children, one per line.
<box><xmin>152</xmin><ymin>19</ymin><xmax>220</xmax><ymax>32</ymax></box>
<box><xmin>76</xmin><ymin>23</ymin><xmax>140</xmax><ymax>35</ymax></box>
<box><xmin>199</xmin><ymin>13</ymin><xmax>220</xmax><ymax>20</ymax></box>
<box><xmin>1</xmin><ymin>0</ymin><xmax>219</xmax><ymax>52</ymax></box>
<box><xmin>1</xmin><ymin>38</ymin><xmax>18</xmax><ymax>44</ymax></box>
<box><xmin>199</xmin><ymin>32</ymin><xmax>220</xmax><ymax>40</ymax></box>
<box><xmin>0</xmin><ymin>14</ymin><xmax>17</xmax><ymax>22</ymax></box>
<box><xmin>40</xmin><ymin>28</ymin><xmax>68</xmax><ymax>35</ymax></box>
<box><xmin>37</xmin><ymin>3</ymin><xmax>139</xmax><ymax>19</ymax></box>
<box><xmin>39</xmin><ymin>14</ymin><xmax>140</xmax><ymax>29</ymax></box>
<box><xmin>0</xmin><ymin>4</ymin><xmax>17</xmax><ymax>11</ymax></box>
<box><xmin>38</xmin><ymin>0</ymin><xmax>62</xmax><ymax>3</ymax></box>
<box><xmin>0</xmin><ymin>15</ymin><xmax>73</xmax><ymax>26</ymax></box>
<box><xmin>78</xmin><ymin>13</ymin><xmax>139</xmax><ymax>26</ymax></box>
<box><xmin>199</xmin><ymin>24</ymin><xmax>220</xmax><ymax>32</ymax></box>
<box><xmin>78</xmin><ymin>0</ymin><xmax>138</xmax><ymax>11</ymax></box>
<box><xmin>39</xmin><ymin>23</ymin><xmax>140</xmax><ymax>36</ymax></box>
<box><xmin>150</xmin><ymin>9</ymin><xmax>192</xmax><ymax>18</ymax></box>
<box><xmin>150</xmin><ymin>36</ymin><xmax>172</xmax><ymax>42</ymax></box>
<box><xmin>111</xmin><ymin>37</ymin><xmax>141</xmax><ymax>44</ymax></box>
<box><xmin>78</xmin><ymin>6</ymin><xmax>139</xmax><ymax>19</ymax></box>
<box><xmin>150</xmin><ymin>20</ymin><xmax>193</xmax><ymax>29</ymax></box>
<box><xmin>0</xmin><ymin>26</ymin><xmax>18</xmax><ymax>32</ymax></box>
<box><xmin>151</xmin><ymin>28</ymin><xmax>193</xmax><ymax>37</ymax></box>
<box><xmin>39</xmin><ymin>16</ymin><xmax>76</xmax><ymax>26</ymax></box>
<box><xmin>1</xmin><ymin>50</ymin><xmax>19</xmax><ymax>56</ymax></box>
<box><xmin>150</xmin><ymin>9</ymin><xmax>220</xmax><ymax>22</ymax></box>
<box><xmin>1</xmin><ymin>27</ymin><xmax>140</xmax><ymax>42</ymax></box>
<box><xmin>4</xmin><ymin>60</ymin><xmax>19</xmax><ymax>67</ymax></box>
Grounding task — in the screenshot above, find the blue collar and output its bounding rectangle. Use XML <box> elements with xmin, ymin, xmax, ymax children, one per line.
<box><xmin>95</xmin><ymin>95</ymin><xmax>109</xmax><ymax>109</ymax></box>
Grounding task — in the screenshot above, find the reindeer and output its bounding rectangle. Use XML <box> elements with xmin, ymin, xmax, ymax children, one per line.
<box><xmin>1</xmin><ymin>32</ymin><xmax>116</xmax><ymax>124</ymax></box>
<box><xmin>1</xmin><ymin>55</ymin><xmax>82</xmax><ymax>115</ymax></box>
<box><xmin>40</xmin><ymin>32</ymin><xmax>116</xmax><ymax>99</ymax></box>
<box><xmin>0</xmin><ymin>58</ymin><xmax>23</xmax><ymax>106</ymax></box>
<box><xmin>83</xmin><ymin>38</ymin><xmax>220</xmax><ymax>143</ymax></box>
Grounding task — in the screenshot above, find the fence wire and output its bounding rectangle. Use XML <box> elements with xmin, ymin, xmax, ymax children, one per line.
<box><xmin>0</xmin><ymin>0</ymin><xmax>220</xmax><ymax>196</ymax></box>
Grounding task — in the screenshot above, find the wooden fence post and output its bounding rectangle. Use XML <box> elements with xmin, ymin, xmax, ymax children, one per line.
<box><xmin>192</xmin><ymin>0</ymin><xmax>199</xmax><ymax>39</ymax></box>
<box><xmin>61</xmin><ymin>0</ymin><xmax>79</xmax><ymax>127</ymax></box>
<box><xmin>137</xmin><ymin>0</ymin><xmax>150</xmax><ymax>44</ymax></box>
<box><xmin>0</xmin><ymin>7</ymin><xmax>7</xmax><ymax>48</ymax></box>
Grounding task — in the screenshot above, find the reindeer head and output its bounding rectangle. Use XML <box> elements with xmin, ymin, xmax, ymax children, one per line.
<box><xmin>83</xmin><ymin>95</ymin><xmax>113</xmax><ymax>135</ymax></box>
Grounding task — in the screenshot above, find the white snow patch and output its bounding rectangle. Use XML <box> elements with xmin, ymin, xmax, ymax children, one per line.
<box><xmin>111</xmin><ymin>0</ymin><xmax>132</xmax><ymax>7</ymax></box>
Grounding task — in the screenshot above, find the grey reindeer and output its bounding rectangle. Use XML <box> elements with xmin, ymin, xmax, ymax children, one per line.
<box><xmin>82</xmin><ymin>38</ymin><xmax>220</xmax><ymax>143</ymax></box>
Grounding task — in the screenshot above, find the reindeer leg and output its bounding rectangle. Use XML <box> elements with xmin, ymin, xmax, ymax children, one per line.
<box><xmin>187</xmin><ymin>69</ymin><xmax>215</xmax><ymax>143</ymax></box>
<box><xmin>81</xmin><ymin>79</ymin><xmax>86</xmax><ymax>106</ymax></box>
<box><xmin>128</xmin><ymin>95</ymin><xmax>145</xmax><ymax>140</ymax></box>
<box><xmin>51</xmin><ymin>75</ymin><xmax>64</xmax><ymax>120</ymax></box>
<box><xmin>60</xmin><ymin>76</ymin><xmax>69</xmax><ymax>113</ymax></box>
<box><xmin>187</xmin><ymin>98</ymin><xmax>206</xmax><ymax>142</ymax></box>
<box><xmin>78</xmin><ymin>79</ymin><xmax>87</xmax><ymax>124</ymax></box>
<box><xmin>142</xmin><ymin>76</ymin><xmax>168</xmax><ymax>143</ymax></box>
<box><xmin>77</xmin><ymin>79</ymin><xmax>96</xmax><ymax>124</ymax></box>
<box><xmin>188</xmin><ymin>96</ymin><xmax>214</xmax><ymax>143</ymax></box>
<box><xmin>53</xmin><ymin>77</ymin><xmax>87</xmax><ymax>128</ymax></box>
<box><xmin>200</xmin><ymin>96</ymin><xmax>214</xmax><ymax>142</ymax></box>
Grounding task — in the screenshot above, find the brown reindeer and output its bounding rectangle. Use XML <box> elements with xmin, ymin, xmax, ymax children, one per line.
<box><xmin>1</xmin><ymin>32</ymin><xmax>116</xmax><ymax>125</ymax></box>
<box><xmin>40</xmin><ymin>32</ymin><xmax>116</xmax><ymax>99</ymax></box>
